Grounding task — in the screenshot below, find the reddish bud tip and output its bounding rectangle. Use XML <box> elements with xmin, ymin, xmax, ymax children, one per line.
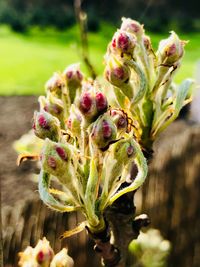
<box><xmin>96</xmin><ymin>92</ymin><xmax>108</xmax><ymax>112</ymax></box>
<box><xmin>79</xmin><ymin>92</ymin><xmax>92</xmax><ymax>113</ymax></box>
<box><xmin>112</xmin><ymin>38</ymin><xmax>116</xmax><ymax>48</ymax></box>
<box><xmin>113</xmin><ymin>67</ymin><xmax>126</xmax><ymax>80</ymax></box>
<box><xmin>47</xmin><ymin>156</ymin><xmax>56</xmax><ymax>169</ymax></box>
<box><xmin>117</xmin><ymin>117</ymin><xmax>126</xmax><ymax>128</ymax></box>
<box><xmin>76</xmin><ymin>70</ymin><xmax>83</xmax><ymax>80</ymax></box>
<box><xmin>102</xmin><ymin>120</ymin><xmax>112</xmax><ymax>138</ymax></box>
<box><xmin>118</xmin><ymin>33</ymin><xmax>129</xmax><ymax>51</ymax></box>
<box><xmin>127</xmin><ymin>145</ymin><xmax>134</xmax><ymax>157</ymax></box>
<box><xmin>37</xmin><ymin>251</ymin><xmax>45</xmax><ymax>263</ymax></box>
<box><xmin>56</xmin><ymin>146</ymin><xmax>68</xmax><ymax>161</ymax></box>
<box><xmin>38</xmin><ymin>115</ymin><xmax>49</xmax><ymax>129</ymax></box>
<box><xmin>66</xmin><ymin>70</ymin><xmax>73</xmax><ymax>79</ymax></box>
<box><xmin>166</xmin><ymin>43</ymin><xmax>177</xmax><ymax>57</ymax></box>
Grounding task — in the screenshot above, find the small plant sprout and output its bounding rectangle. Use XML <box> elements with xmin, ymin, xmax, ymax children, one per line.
<box><xmin>18</xmin><ymin>18</ymin><xmax>193</xmax><ymax>267</ymax></box>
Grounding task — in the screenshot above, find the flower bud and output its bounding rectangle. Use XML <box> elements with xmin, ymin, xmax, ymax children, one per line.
<box><xmin>66</xmin><ymin>105</ymin><xmax>82</xmax><ymax>136</ymax></box>
<box><xmin>40</xmin><ymin>139</ymin><xmax>72</xmax><ymax>179</ymax></box>
<box><xmin>45</xmin><ymin>73</ymin><xmax>65</xmax><ymax>97</ymax></box>
<box><xmin>77</xmin><ymin>88</ymin><xmax>108</xmax><ymax>122</ymax></box>
<box><xmin>143</xmin><ymin>35</ymin><xmax>152</xmax><ymax>51</ymax></box>
<box><xmin>110</xmin><ymin>109</ymin><xmax>128</xmax><ymax>132</ymax></box>
<box><xmin>63</xmin><ymin>64</ymin><xmax>83</xmax><ymax>102</ymax></box>
<box><xmin>39</xmin><ymin>96</ymin><xmax>64</xmax><ymax>122</ymax></box>
<box><xmin>157</xmin><ymin>31</ymin><xmax>186</xmax><ymax>65</ymax></box>
<box><xmin>90</xmin><ymin>114</ymin><xmax>117</xmax><ymax>149</ymax></box>
<box><xmin>95</xmin><ymin>91</ymin><xmax>108</xmax><ymax>113</ymax></box>
<box><xmin>33</xmin><ymin>110</ymin><xmax>61</xmax><ymax>141</ymax></box>
<box><xmin>50</xmin><ymin>248</ymin><xmax>74</xmax><ymax>267</ymax></box>
<box><xmin>111</xmin><ymin>30</ymin><xmax>136</xmax><ymax>54</ymax></box>
<box><xmin>18</xmin><ymin>247</ymin><xmax>37</xmax><ymax>267</ymax></box>
<box><xmin>112</xmin><ymin>137</ymin><xmax>135</xmax><ymax>162</ymax></box>
<box><xmin>34</xmin><ymin>238</ymin><xmax>54</xmax><ymax>267</ymax></box>
<box><xmin>120</xmin><ymin>17</ymin><xmax>144</xmax><ymax>37</ymax></box>
<box><xmin>105</xmin><ymin>55</ymin><xmax>130</xmax><ymax>87</ymax></box>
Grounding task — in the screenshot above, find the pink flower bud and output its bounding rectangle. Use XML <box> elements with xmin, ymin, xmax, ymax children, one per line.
<box><xmin>120</xmin><ymin>18</ymin><xmax>144</xmax><ymax>37</ymax></box>
<box><xmin>67</xmin><ymin>106</ymin><xmax>82</xmax><ymax>136</ymax></box>
<box><xmin>34</xmin><ymin>238</ymin><xmax>54</xmax><ymax>265</ymax></box>
<box><xmin>33</xmin><ymin>110</ymin><xmax>60</xmax><ymax>141</ymax></box>
<box><xmin>110</xmin><ymin>109</ymin><xmax>128</xmax><ymax>130</ymax></box>
<box><xmin>111</xmin><ymin>31</ymin><xmax>136</xmax><ymax>54</ymax></box>
<box><xmin>63</xmin><ymin>64</ymin><xmax>83</xmax><ymax>87</ymax></box>
<box><xmin>41</xmin><ymin>139</ymin><xmax>72</xmax><ymax>179</ymax></box>
<box><xmin>63</xmin><ymin>64</ymin><xmax>84</xmax><ymax>102</ymax></box>
<box><xmin>143</xmin><ymin>35</ymin><xmax>152</xmax><ymax>51</ymax></box>
<box><xmin>90</xmin><ymin>115</ymin><xmax>117</xmax><ymax>149</ymax></box>
<box><xmin>95</xmin><ymin>92</ymin><xmax>108</xmax><ymax>113</ymax></box>
<box><xmin>38</xmin><ymin>114</ymin><xmax>49</xmax><ymax>129</ymax></box>
<box><xmin>45</xmin><ymin>73</ymin><xmax>65</xmax><ymax>97</ymax></box>
<box><xmin>79</xmin><ymin>91</ymin><xmax>93</xmax><ymax>113</ymax></box>
<box><xmin>105</xmin><ymin>64</ymin><xmax>130</xmax><ymax>87</ymax></box>
<box><xmin>157</xmin><ymin>31</ymin><xmax>186</xmax><ymax>65</ymax></box>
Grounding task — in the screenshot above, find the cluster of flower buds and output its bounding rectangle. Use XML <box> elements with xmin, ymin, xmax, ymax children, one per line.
<box><xmin>28</xmin><ymin>54</ymin><xmax>148</xmax><ymax>232</ymax></box>
<box><xmin>104</xmin><ymin>17</ymin><xmax>193</xmax><ymax>149</ymax></box>
<box><xmin>18</xmin><ymin>17</ymin><xmax>192</xmax><ymax>249</ymax></box>
<box><xmin>18</xmin><ymin>238</ymin><xmax>74</xmax><ymax>267</ymax></box>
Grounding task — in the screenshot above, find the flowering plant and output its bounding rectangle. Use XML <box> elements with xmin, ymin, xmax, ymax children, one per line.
<box><xmin>18</xmin><ymin>18</ymin><xmax>193</xmax><ymax>267</ymax></box>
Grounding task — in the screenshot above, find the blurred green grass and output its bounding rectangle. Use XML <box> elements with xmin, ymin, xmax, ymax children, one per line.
<box><xmin>0</xmin><ymin>23</ymin><xmax>199</xmax><ymax>95</ymax></box>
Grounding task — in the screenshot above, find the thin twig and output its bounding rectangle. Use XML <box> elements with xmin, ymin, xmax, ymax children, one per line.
<box><xmin>74</xmin><ymin>0</ymin><xmax>97</xmax><ymax>79</ymax></box>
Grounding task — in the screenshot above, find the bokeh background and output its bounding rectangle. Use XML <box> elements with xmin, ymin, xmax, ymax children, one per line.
<box><xmin>1</xmin><ymin>0</ymin><xmax>200</xmax><ymax>266</ymax></box>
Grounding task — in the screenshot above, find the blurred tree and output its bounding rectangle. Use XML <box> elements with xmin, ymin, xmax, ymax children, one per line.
<box><xmin>0</xmin><ymin>0</ymin><xmax>199</xmax><ymax>32</ymax></box>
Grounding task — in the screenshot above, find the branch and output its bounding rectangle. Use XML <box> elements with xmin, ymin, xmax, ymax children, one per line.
<box><xmin>74</xmin><ymin>0</ymin><xmax>97</xmax><ymax>79</ymax></box>
<box><xmin>86</xmin><ymin>224</ymin><xmax>122</xmax><ymax>267</ymax></box>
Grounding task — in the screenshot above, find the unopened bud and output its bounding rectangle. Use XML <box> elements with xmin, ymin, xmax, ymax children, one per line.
<box><xmin>110</xmin><ymin>109</ymin><xmax>128</xmax><ymax>131</ymax></box>
<box><xmin>50</xmin><ymin>248</ymin><xmax>74</xmax><ymax>267</ymax></box>
<box><xmin>120</xmin><ymin>17</ymin><xmax>144</xmax><ymax>37</ymax></box>
<box><xmin>111</xmin><ymin>30</ymin><xmax>136</xmax><ymax>54</ymax></box>
<box><xmin>105</xmin><ymin>55</ymin><xmax>130</xmax><ymax>87</ymax></box>
<box><xmin>90</xmin><ymin>114</ymin><xmax>117</xmax><ymax>149</ymax></box>
<box><xmin>45</xmin><ymin>73</ymin><xmax>65</xmax><ymax>97</ymax></box>
<box><xmin>39</xmin><ymin>96</ymin><xmax>64</xmax><ymax>122</ymax></box>
<box><xmin>33</xmin><ymin>110</ymin><xmax>60</xmax><ymax>141</ymax></box>
<box><xmin>34</xmin><ymin>238</ymin><xmax>54</xmax><ymax>266</ymax></box>
<box><xmin>112</xmin><ymin>137</ymin><xmax>135</xmax><ymax>163</ymax></box>
<box><xmin>67</xmin><ymin>105</ymin><xmax>82</xmax><ymax>136</ymax></box>
<box><xmin>40</xmin><ymin>139</ymin><xmax>72</xmax><ymax>179</ymax></box>
<box><xmin>63</xmin><ymin>64</ymin><xmax>83</xmax><ymax>102</ymax></box>
<box><xmin>18</xmin><ymin>247</ymin><xmax>37</xmax><ymax>267</ymax></box>
<box><xmin>78</xmin><ymin>89</ymin><xmax>108</xmax><ymax>122</ymax></box>
<box><xmin>143</xmin><ymin>35</ymin><xmax>152</xmax><ymax>51</ymax></box>
<box><xmin>157</xmin><ymin>31</ymin><xmax>186</xmax><ymax>65</ymax></box>
<box><xmin>95</xmin><ymin>91</ymin><xmax>108</xmax><ymax>113</ymax></box>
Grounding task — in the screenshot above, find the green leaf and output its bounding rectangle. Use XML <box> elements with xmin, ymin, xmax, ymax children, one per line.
<box><xmin>38</xmin><ymin>170</ymin><xmax>77</xmax><ymax>212</ymax></box>
<box><xmin>174</xmin><ymin>79</ymin><xmax>193</xmax><ymax>115</ymax></box>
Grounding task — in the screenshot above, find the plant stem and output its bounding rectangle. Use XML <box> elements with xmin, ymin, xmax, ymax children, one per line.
<box><xmin>74</xmin><ymin>0</ymin><xmax>97</xmax><ymax>79</ymax></box>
